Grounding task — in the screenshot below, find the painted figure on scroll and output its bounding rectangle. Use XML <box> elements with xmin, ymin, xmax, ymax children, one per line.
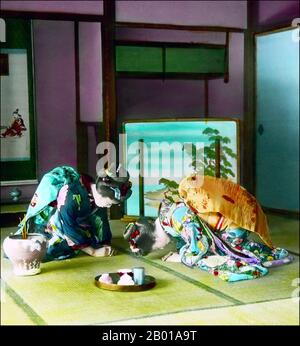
<box><xmin>1</xmin><ymin>109</ymin><xmax>27</xmax><ymax>138</ymax></box>
<box><xmin>124</xmin><ymin>174</ymin><xmax>293</xmax><ymax>282</ymax></box>
<box><xmin>16</xmin><ymin>165</ymin><xmax>132</xmax><ymax>261</ymax></box>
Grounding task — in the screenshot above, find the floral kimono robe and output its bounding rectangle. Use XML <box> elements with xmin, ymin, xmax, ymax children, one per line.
<box><xmin>159</xmin><ymin>198</ymin><xmax>292</xmax><ymax>282</ymax></box>
<box><xmin>18</xmin><ymin>166</ymin><xmax>111</xmax><ymax>261</ymax></box>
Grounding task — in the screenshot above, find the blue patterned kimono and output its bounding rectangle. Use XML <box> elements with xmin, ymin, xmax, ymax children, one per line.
<box><xmin>159</xmin><ymin>198</ymin><xmax>292</xmax><ymax>282</ymax></box>
<box><xmin>18</xmin><ymin>166</ymin><xmax>112</xmax><ymax>261</ymax></box>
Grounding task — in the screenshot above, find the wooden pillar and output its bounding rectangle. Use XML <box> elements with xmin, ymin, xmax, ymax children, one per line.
<box><xmin>102</xmin><ymin>0</ymin><xmax>121</xmax><ymax>219</ymax></box>
<box><xmin>102</xmin><ymin>0</ymin><xmax>117</xmax><ymax>146</ymax></box>
<box><xmin>138</xmin><ymin>139</ymin><xmax>145</xmax><ymax>217</ymax></box>
<box><xmin>75</xmin><ymin>21</ymin><xmax>88</xmax><ymax>173</ymax></box>
<box><xmin>215</xmin><ymin>139</ymin><xmax>221</xmax><ymax>178</ymax></box>
<box><xmin>224</xmin><ymin>31</ymin><xmax>230</xmax><ymax>83</ymax></box>
<box><xmin>243</xmin><ymin>0</ymin><xmax>256</xmax><ymax>193</ymax></box>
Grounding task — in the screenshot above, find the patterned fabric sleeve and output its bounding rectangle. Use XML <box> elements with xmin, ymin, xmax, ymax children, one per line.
<box><xmin>179</xmin><ymin>222</ymin><xmax>210</xmax><ymax>267</ymax></box>
<box><xmin>47</xmin><ymin>181</ymin><xmax>107</xmax><ymax>253</ymax></box>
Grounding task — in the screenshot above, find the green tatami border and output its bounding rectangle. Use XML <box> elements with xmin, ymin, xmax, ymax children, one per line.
<box><xmin>3</xmin><ymin>281</ymin><xmax>47</xmax><ymax>325</ymax></box>
<box><xmin>97</xmin><ymin>296</ymin><xmax>296</xmax><ymax>325</ymax></box>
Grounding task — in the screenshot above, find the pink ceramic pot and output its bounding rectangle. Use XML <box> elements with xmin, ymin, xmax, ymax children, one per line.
<box><xmin>3</xmin><ymin>233</ymin><xmax>47</xmax><ymax>276</ymax></box>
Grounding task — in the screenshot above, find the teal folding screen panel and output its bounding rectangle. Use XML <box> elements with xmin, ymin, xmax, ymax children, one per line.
<box><xmin>123</xmin><ymin>119</ymin><xmax>239</xmax><ymax>217</ymax></box>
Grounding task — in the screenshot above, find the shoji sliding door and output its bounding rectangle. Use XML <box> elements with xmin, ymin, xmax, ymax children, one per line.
<box><xmin>256</xmin><ymin>28</ymin><xmax>299</xmax><ymax>211</ymax></box>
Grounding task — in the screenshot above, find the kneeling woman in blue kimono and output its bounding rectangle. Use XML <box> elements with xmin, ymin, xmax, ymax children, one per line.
<box><xmin>18</xmin><ymin>165</ymin><xmax>132</xmax><ymax>261</ymax></box>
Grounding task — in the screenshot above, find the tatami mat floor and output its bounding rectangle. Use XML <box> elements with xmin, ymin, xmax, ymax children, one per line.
<box><xmin>1</xmin><ymin>214</ymin><xmax>299</xmax><ymax>325</ymax></box>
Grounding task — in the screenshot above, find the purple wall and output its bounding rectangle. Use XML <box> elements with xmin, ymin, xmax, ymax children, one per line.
<box><xmin>1</xmin><ymin>1</ymin><xmax>103</xmax><ymax>14</ymax></box>
<box><xmin>79</xmin><ymin>22</ymin><xmax>103</xmax><ymax>122</ymax></box>
<box><xmin>117</xmin><ymin>79</ymin><xmax>205</xmax><ymax>121</ymax></box>
<box><xmin>116</xmin><ymin>0</ymin><xmax>247</xmax><ymax>28</ymax></box>
<box><xmin>209</xmin><ymin>33</ymin><xmax>244</xmax><ymax>118</ymax></box>
<box><xmin>34</xmin><ymin>20</ymin><xmax>77</xmax><ymax>176</ymax></box>
<box><xmin>255</xmin><ymin>0</ymin><xmax>299</xmax><ymax>28</ymax></box>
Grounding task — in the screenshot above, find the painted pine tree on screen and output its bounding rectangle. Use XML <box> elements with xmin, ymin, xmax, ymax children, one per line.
<box><xmin>157</xmin><ymin>127</ymin><xmax>237</xmax><ymax>197</ymax></box>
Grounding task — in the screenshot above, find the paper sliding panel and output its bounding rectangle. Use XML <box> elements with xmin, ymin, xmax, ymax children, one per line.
<box><xmin>256</xmin><ymin>29</ymin><xmax>299</xmax><ymax>211</ymax></box>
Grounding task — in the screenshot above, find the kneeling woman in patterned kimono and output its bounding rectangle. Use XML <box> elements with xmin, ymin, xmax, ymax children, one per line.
<box><xmin>17</xmin><ymin>165</ymin><xmax>132</xmax><ymax>261</ymax></box>
<box><xmin>124</xmin><ymin>174</ymin><xmax>293</xmax><ymax>282</ymax></box>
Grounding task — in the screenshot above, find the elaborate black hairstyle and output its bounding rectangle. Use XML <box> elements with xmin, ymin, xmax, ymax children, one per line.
<box><xmin>96</xmin><ymin>164</ymin><xmax>132</xmax><ymax>204</ymax></box>
<box><xmin>123</xmin><ymin>218</ymin><xmax>156</xmax><ymax>255</ymax></box>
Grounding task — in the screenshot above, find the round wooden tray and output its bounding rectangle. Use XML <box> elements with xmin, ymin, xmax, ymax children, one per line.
<box><xmin>95</xmin><ymin>273</ymin><xmax>156</xmax><ymax>292</ymax></box>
